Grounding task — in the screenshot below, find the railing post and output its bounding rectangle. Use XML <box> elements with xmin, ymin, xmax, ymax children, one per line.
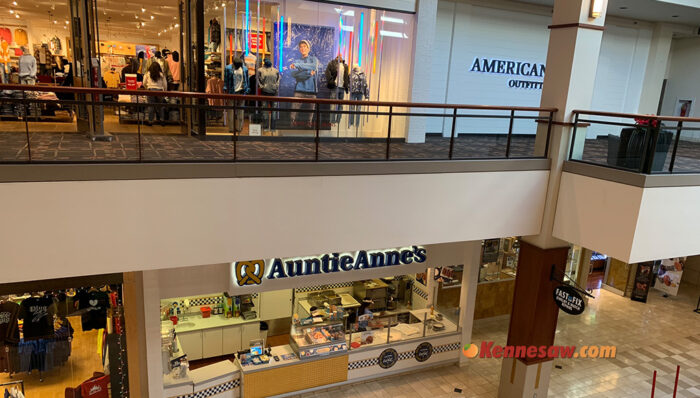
<box><xmin>386</xmin><ymin>106</ymin><xmax>393</xmax><ymax>160</ymax></box>
<box><xmin>137</xmin><ymin>96</ymin><xmax>142</xmax><ymax>162</ymax></box>
<box><xmin>315</xmin><ymin>102</ymin><xmax>320</xmax><ymax>161</ymax></box>
<box><xmin>22</xmin><ymin>91</ymin><xmax>31</xmax><ymax>162</ymax></box>
<box><xmin>233</xmin><ymin>98</ymin><xmax>238</xmax><ymax>161</ymax></box>
<box><xmin>505</xmin><ymin>109</ymin><xmax>515</xmax><ymax>158</ymax></box>
<box><xmin>640</xmin><ymin>118</ymin><xmax>658</xmax><ymax>174</ymax></box>
<box><xmin>569</xmin><ymin>113</ymin><xmax>579</xmax><ymax>160</ymax></box>
<box><xmin>544</xmin><ymin>111</ymin><xmax>553</xmax><ymax>158</ymax></box>
<box><xmin>448</xmin><ymin>108</ymin><xmax>457</xmax><ymax>159</ymax></box>
<box><xmin>668</xmin><ymin>121</ymin><xmax>682</xmax><ymax>173</ymax></box>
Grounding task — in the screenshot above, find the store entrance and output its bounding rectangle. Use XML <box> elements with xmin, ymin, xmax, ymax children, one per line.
<box><xmin>0</xmin><ymin>274</ymin><xmax>127</xmax><ymax>397</ymax></box>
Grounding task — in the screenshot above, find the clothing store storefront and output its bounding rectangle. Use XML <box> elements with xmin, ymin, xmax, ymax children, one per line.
<box><xmin>143</xmin><ymin>242</ymin><xmax>474</xmax><ymax>398</ymax></box>
<box><xmin>0</xmin><ymin>0</ymin><xmax>415</xmax><ymax>140</ymax></box>
<box><xmin>0</xmin><ymin>273</ymin><xmax>129</xmax><ymax>398</ymax></box>
<box><xmin>189</xmin><ymin>0</ymin><xmax>415</xmax><ymax>138</ymax></box>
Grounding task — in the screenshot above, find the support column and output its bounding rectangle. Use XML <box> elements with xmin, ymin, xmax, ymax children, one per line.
<box><xmin>406</xmin><ymin>0</ymin><xmax>438</xmax><ymax>143</ymax></box>
<box><xmin>500</xmin><ymin>1</ymin><xmax>609</xmax><ymax>397</ymax></box>
<box><xmin>143</xmin><ymin>270</ymin><xmax>164</xmax><ymax>398</ymax></box>
<box><xmin>459</xmin><ymin>241</ymin><xmax>481</xmax><ymax>367</ymax></box>
<box><xmin>638</xmin><ymin>23</ymin><xmax>673</xmax><ymax>114</ymax></box>
<box><xmin>123</xmin><ymin>272</ymin><xmax>149</xmax><ymax>398</ymax></box>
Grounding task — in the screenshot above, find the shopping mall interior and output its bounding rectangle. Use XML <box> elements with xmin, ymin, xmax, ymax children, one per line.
<box><xmin>0</xmin><ymin>0</ymin><xmax>699</xmax><ymax>397</ymax></box>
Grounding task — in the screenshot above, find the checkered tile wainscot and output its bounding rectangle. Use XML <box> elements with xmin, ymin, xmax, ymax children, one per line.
<box><xmin>295</xmin><ymin>282</ymin><xmax>354</xmax><ymax>293</ymax></box>
<box><xmin>175</xmin><ymin>379</ymin><xmax>239</xmax><ymax>398</ymax></box>
<box><xmin>188</xmin><ymin>296</ymin><xmax>224</xmax><ymax>307</ymax></box>
<box><xmin>348</xmin><ymin>342</ymin><xmax>459</xmax><ymax>370</ymax></box>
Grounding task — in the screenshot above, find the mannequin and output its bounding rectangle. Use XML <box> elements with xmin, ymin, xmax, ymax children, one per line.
<box><xmin>0</xmin><ymin>40</ymin><xmax>9</xmax><ymax>84</ymax></box>
<box><xmin>18</xmin><ymin>46</ymin><xmax>37</xmax><ymax>85</ymax></box>
<box><xmin>257</xmin><ymin>59</ymin><xmax>280</xmax><ymax>127</ymax></box>
<box><xmin>208</xmin><ymin>19</ymin><xmax>221</xmax><ymax>52</ymax></box>
<box><xmin>167</xmin><ymin>50</ymin><xmax>181</xmax><ymax>90</ymax></box>
<box><xmin>325</xmin><ymin>55</ymin><xmax>349</xmax><ymax>124</ymax></box>
<box><xmin>290</xmin><ymin>39</ymin><xmax>319</xmax><ymax>127</ymax></box>
<box><xmin>348</xmin><ymin>64</ymin><xmax>368</xmax><ymax>127</ymax></box>
<box><xmin>225</xmin><ymin>57</ymin><xmax>250</xmax><ymax>133</ymax></box>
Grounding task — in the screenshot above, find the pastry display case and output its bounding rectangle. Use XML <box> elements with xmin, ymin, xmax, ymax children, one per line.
<box><xmin>289</xmin><ymin>321</ymin><xmax>348</xmax><ymax>360</ymax></box>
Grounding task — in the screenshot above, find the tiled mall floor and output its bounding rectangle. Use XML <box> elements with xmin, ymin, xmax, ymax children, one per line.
<box><xmin>296</xmin><ymin>284</ymin><xmax>700</xmax><ymax>398</ymax></box>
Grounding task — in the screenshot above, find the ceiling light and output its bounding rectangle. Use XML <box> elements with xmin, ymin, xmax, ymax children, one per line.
<box><xmin>589</xmin><ymin>0</ymin><xmax>604</xmax><ymax>19</ymax></box>
<box><xmin>215</xmin><ymin>5</ymin><xmax>218</xmax><ymax>9</ymax></box>
<box><xmin>619</xmin><ymin>6</ymin><xmax>628</xmax><ymax>10</ymax></box>
<box><xmin>380</xmin><ymin>16</ymin><xmax>404</xmax><ymax>24</ymax></box>
<box><xmin>9</xmin><ymin>10</ymin><xmax>14</xmax><ymax>14</ymax></box>
<box><xmin>12</xmin><ymin>1</ymin><xmax>17</xmax><ymax>5</ymax></box>
<box><xmin>63</xmin><ymin>26</ymin><xmax>66</xmax><ymax>29</ymax></box>
<box><xmin>672</xmin><ymin>15</ymin><xmax>679</xmax><ymax>18</ymax></box>
<box><xmin>174</xmin><ymin>23</ymin><xmax>179</xmax><ymax>28</ymax></box>
<box><xmin>140</xmin><ymin>21</ymin><xmax>145</xmax><ymax>26</ymax></box>
<box><xmin>134</xmin><ymin>14</ymin><xmax>138</xmax><ymax>19</ymax></box>
<box><xmin>15</xmin><ymin>14</ymin><xmax>19</xmax><ymax>18</ymax></box>
<box><xmin>158</xmin><ymin>32</ymin><xmax>161</xmax><ymax>36</ymax></box>
<box><xmin>141</xmin><ymin>7</ymin><xmax>145</xmax><ymax>12</ymax></box>
<box><xmin>53</xmin><ymin>20</ymin><xmax>57</xmax><ymax>24</ymax></box>
<box><xmin>150</xmin><ymin>15</ymin><xmax>154</xmax><ymax>20</ymax></box>
<box><xmin>65</xmin><ymin>20</ymin><xmax>69</xmax><ymax>24</ymax></box>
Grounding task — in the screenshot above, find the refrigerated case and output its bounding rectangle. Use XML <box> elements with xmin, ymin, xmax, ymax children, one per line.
<box><xmin>289</xmin><ymin>321</ymin><xmax>347</xmax><ymax>359</ymax></box>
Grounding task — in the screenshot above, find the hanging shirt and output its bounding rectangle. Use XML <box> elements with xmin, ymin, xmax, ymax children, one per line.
<box><xmin>336</xmin><ymin>62</ymin><xmax>344</xmax><ymax>89</ymax></box>
<box><xmin>103</xmin><ymin>71</ymin><xmax>120</xmax><ymax>88</ymax></box>
<box><xmin>14</xmin><ymin>29</ymin><xmax>28</xmax><ymax>46</ymax></box>
<box><xmin>244</xmin><ymin>54</ymin><xmax>257</xmax><ymax>77</ymax></box>
<box><xmin>76</xmin><ymin>290</ymin><xmax>109</xmax><ymax>332</ymax></box>
<box><xmin>19</xmin><ymin>296</ymin><xmax>55</xmax><ymax>340</ymax></box>
<box><xmin>0</xmin><ymin>28</ymin><xmax>11</xmax><ymax>45</ymax></box>
<box><xmin>206</xmin><ymin>76</ymin><xmax>225</xmax><ymax>106</ymax></box>
<box><xmin>0</xmin><ymin>301</ymin><xmax>20</xmax><ymax>344</ymax></box>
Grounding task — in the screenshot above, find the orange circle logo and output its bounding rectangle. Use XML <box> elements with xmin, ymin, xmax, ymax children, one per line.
<box><xmin>462</xmin><ymin>343</ymin><xmax>479</xmax><ymax>358</ymax></box>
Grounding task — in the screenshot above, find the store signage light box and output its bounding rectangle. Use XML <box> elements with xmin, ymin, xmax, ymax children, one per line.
<box><xmin>470</xmin><ymin>57</ymin><xmax>545</xmax><ymax>90</ymax></box>
<box><xmin>233</xmin><ymin>246</ymin><xmax>427</xmax><ymax>287</ymax></box>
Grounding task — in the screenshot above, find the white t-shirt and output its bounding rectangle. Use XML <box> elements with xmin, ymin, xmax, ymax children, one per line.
<box><xmin>234</xmin><ymin>67</ymin><xmax>244</xmax><ymax>92</ymax></box>
<box><xmin>336</xmin><ymin>62</ymin><xmax>344</xmax><ymax>88</ymax></box>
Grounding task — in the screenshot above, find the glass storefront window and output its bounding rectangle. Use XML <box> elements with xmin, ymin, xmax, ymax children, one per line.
<box><xmin>479</xmin><ymin>237</ymin><xmax>520</xmax><ymax>283</ymax></box>
<box><xmin>0</xmin><ymin>281</ymin><xmax>127</xmax><ymax>397</ymax></box>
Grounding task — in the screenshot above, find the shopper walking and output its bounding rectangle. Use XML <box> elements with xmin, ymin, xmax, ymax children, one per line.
<box><xmin>143</xmin><ymin>62</ymin><xmax>168</xmax><ymax>126</ymax></box>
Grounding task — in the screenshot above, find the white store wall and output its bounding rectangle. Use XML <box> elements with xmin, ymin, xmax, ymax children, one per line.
<box><xmin>660</xmin><ymin>37</ymin><xmax>700</xmax><ymax>141</ymax></box>
<box><xmin>426</xmin><ymin>1</ymin><xmax>655</xmax><ymax>139</ymax></box>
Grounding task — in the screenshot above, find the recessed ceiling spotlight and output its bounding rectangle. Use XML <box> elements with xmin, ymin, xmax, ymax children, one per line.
<box><xmin>9</xmin><ymin>10</ymin><xmax>13</xmax><ymax>14</ymax></box>
<box><xmin>140</xmin><ymin>21</ymin><xmax>145</xmax><ymax>26</ymax></box>
<box><xmin>150</xmin><ymin>15</ymin><xmax>154</xmax><ymax>20</ymax></box>
<box><xmin>672</xmin><ymin>15</ymin><xmax>679</xmax><ymax>18</ymax></box>
<box><xmin>53</xmin><ymin>20</ymin><xmax>57</xmax><ymax>24</ymax></box>
<box><xmin>15</xmin><ymin>13</ymin><xmax>19</xmax><ymax>18</ymax></box>
<box><xmin>141</xmin><ymin>7</ymin><xmax>145</xmax><ymax>12</ymax></box>
<box><xmin>12</xmin><ymin>1</ymin><xmax>17</xmax><ymax>5</ymax></box>
<box><xmin>619</xmin><ymin>6</ymin><xmax>628</xmax><ymax>10</ymax></box>
<box><xmin>65</xmin><ymin>20</ymin><xmax>69</xmax><ymax>24</ymax></box>
<box><xmin>134</xmin><ymin>14</ymin><xmax>138</xmax><ymax>19</ymax></box>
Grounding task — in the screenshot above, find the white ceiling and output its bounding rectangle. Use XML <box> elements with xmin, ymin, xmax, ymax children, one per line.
<box><xmin>518</xmin><ymin>0</ymin><xmax>700</xmax><ymax>25</ymax></box>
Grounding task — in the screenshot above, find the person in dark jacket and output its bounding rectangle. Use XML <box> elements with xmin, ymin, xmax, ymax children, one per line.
<box><xmin>325</xmin><ymin>55</ymin><xmax>349</xmax><ymax>124</ymax></box>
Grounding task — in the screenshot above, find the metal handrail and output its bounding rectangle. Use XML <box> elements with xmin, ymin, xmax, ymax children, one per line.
<box><xmin>570</xmin><ymin>110</ymin><xmax>700</xmax><ymax>174</ymax></box>
<box><xmin>0</xmin><ymin>83</ymin><xmax>557</xmax><ymax>164</ymax></box>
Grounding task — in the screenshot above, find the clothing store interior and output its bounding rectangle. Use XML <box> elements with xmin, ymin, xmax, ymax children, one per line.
<box><xmin>0</xmin><ymin>0</ymin><xmax>414</xmax><ymax>140</ymax></box>
<box><xmin>0</xmin><ymin>274</ymin><xmax>127</xmax><ymax>398</ymax></box>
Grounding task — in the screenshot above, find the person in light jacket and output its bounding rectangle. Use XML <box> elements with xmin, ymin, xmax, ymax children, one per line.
<box><xmin>18</xmin><ymin>46</ymin><xmax>37</xmax><ymax>85</ymax></box>
<box><xmin>289</xmin><ymin>40</ymin><xmax>318</xmax><ymax>127</ymax></box>
<box><xmin>143</xmin><ymin>62</ymin><xmax>168</xmax><ymax>125</ymax></box>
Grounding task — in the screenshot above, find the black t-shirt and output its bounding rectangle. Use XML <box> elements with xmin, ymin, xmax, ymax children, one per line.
<box><xmin>0</xmin><ymin>301</ymin><xmax>20</xmax><ymax>344</ymax></box>
<box><xmin>19</xmin><ymin>296</ymin><xmax>56</xmax><ymax>340</ymax></box>
<box><xmin>76</xmin><ymin>291</ymin><xmax>109</xmax><ymax>331</ymax></box>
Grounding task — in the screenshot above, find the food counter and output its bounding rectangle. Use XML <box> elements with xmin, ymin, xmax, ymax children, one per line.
<box><xmin>164</xmin><ymin>360</ymin><xmax>240</xmax><ymax>398</ymax></box>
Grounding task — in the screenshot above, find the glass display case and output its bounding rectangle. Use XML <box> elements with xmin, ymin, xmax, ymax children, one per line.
<box><xmin>289</xmin><ymin>321</ymin><xmax>347</xmax><ymax>360</ymax></box>
<box><xmin>479</xmin><ymin>237</ymin><xmax>520</xmax><ymax>283</ymax></box>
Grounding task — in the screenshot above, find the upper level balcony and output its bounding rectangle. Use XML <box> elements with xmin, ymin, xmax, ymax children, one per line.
<box><xmin>554</xmin><ymin>110</ymin><xmax>700</xmax><ymax>264</ymax></box>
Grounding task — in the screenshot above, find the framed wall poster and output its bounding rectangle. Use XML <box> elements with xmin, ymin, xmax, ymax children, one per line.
<box><xmin>630</xmin><ymin>261</ymin><xmax>655</xmax><ymax>303</ymax></box>
<box><xmin>482</xmin><ymin>239</ymin><xmax>500</xmax><ymax>264</ymax></box>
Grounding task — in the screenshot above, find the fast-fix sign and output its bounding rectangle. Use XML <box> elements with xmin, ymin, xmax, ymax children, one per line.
<box><xmin>232</xmin><ymin>246</ymin><xmax>427</xmax><ymax>289</ymax></box>
<box><xmin>553</xmin><ymin>285</ymin><xmax>585</xmax><ymax>315</ymax></box>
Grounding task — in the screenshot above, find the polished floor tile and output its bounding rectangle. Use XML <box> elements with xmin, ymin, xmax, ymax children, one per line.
<box><xmin>297</xmin><ymin>282</ymin><xmax>700</xmax><ymax>398</ymax></box>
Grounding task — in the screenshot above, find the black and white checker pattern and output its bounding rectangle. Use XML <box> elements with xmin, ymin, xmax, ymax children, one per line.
<box><xmin>398</xmin><ymin>351</ymin><xmax>415</xmax><ymax>360</ymax></box>
<box><xmin>348</xmin><ymin>357</ymin><xmax>379</xmax><ymax>370</ymax></box>
<box><xmin>413</xmin><ymin>286</ymin><xmax>429</xmax><ymax>300</ymax></box>
<box><xmin>189</xmin><ymin>296</ymin><xmax>224</xmax><ymax>307</ymax></box>
<box><xmin>433</xmin><ymin>343</ymin><xmax>460</xmax><ymax>354</ymax></box>
<box><xmin>295</xmin><ymin>282</ymin><xmax>354</xmax><ymax>293</ymax></box>
<box><xmin>177</xmin><ymin>380</ymin><xmax>239</xmax><ymax>398</ymax></box>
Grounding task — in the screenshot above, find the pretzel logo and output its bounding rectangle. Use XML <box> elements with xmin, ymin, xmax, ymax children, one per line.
<box><xmin>235</xmin><ymin>260</ymin><xmax>265</xmax><ymax>286</ymax></box>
